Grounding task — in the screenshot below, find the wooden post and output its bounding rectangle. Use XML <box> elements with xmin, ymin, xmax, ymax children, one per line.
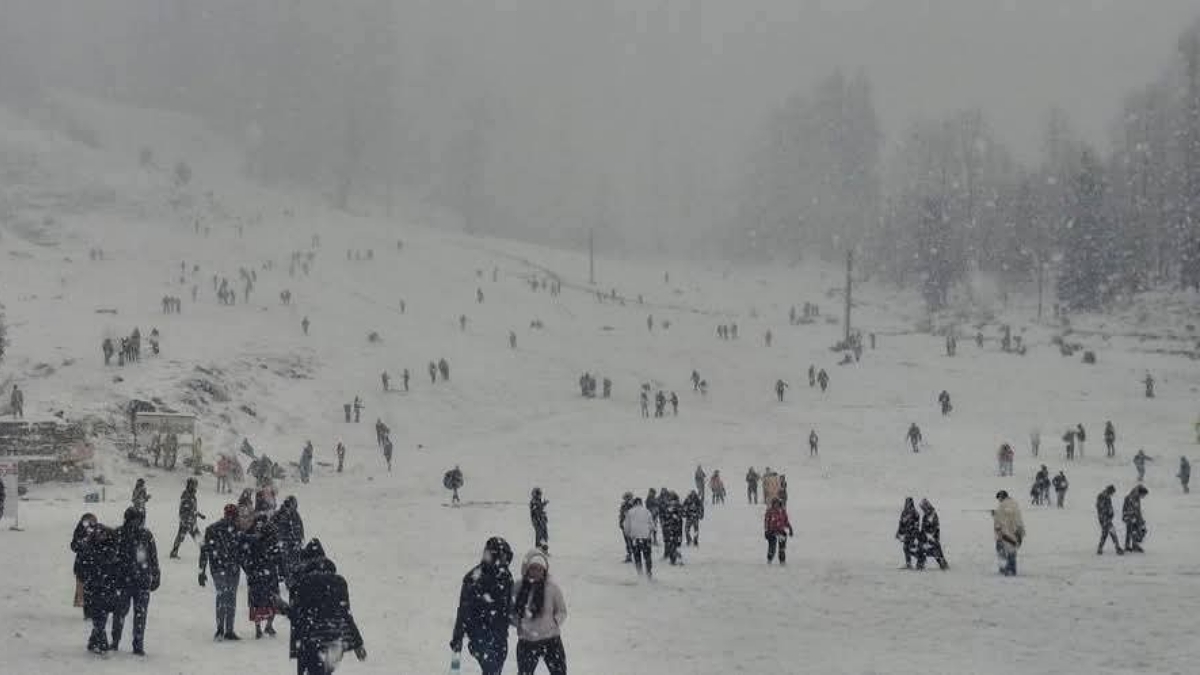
<box><xmin>844</xmin><ymin>250</ymin><xmax>853</xmax><ymax>343</ymax></box>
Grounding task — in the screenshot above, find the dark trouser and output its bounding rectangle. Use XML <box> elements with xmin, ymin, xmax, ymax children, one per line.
<box><xmin>297</xmin><ymin>643</ymin><xmax>331</xmax><ymax>675</ymax></box>
<box><xmin>213</xmin><ymin>572</ymin><xmax>239</xmax><ymax>634</ymax></box>
<box><xmin>902</xmin><ymin>538</ymin><xmax>920</xmax><ymax>567</ymax></box>
<box><xmin>1106</xmin><ymin>440</ymin><xmax>1115</xmax><ymax>457</ymax></box>
<box><xmin>112</xmin><ymin>588</ymin><xmax>149</xmax><ymax>650</ymax></box>
<box><xmin>766</xmin><ymin>533</ymin><xmax>787</xmax><ymax>563</ymax></box>
<box><xmin>171</xmin><ymin>521</ymin><xmax>197</xmax><ymax>555</ymax></box>
<box><xmin>623</xmin><ymin>535</ymin><xmax>633</xmax><ymax>560</ymax></box>
<box><xmin>1124</xmin><ymin>520</ymin><xmax>1145</xmax><ymax>550</ymax></box>
<box><xmin>685</xmin><ymin>518</ymin><xmax>699</xmax><ymax>545</ymax></box>
<box><xmin>995</xmin><ymin>541</ymin><xmax>1017</xmax><ymax>576</ymax></box>
<box><xmin>469</xmin><ymin>642</ymin><xmax>508</xmax><ymax>675</ymax></box>
<box><xmin>89</xmin><ymin>610</ymin><xmax>112</xmax><ymax>651</ymax></box>
<box><xmin>918</xmin><ymin>540</ymin><xmax>948</xmax><ymax>569</ymax></box>
<box><xmin>1098</xmin><ymin>522</ymin><xmax>1122</xmax><ymax>552</ymax></box>
<box><xmin>534</xmin><ymin>523</ymin><xmax>548</xmax><ymax>550</ymax></box>
<box><xmin>517</xmin><ymin>636</ymin><xmax>567</xmax><ymax>675</ymax></box>
<box><xmin>631</xmin><ymin>538</ymin><xmax>652</xmax><ymax>577</ymax></box>
<box><xmin>1055</xmin><ymin>490</ymin><xmax>1066</xmax><ymax>508</ymax></box>
<box><xmin>748</xmin><ymin>486</ymin><xmax>757</xmax><ymax>504</ymax></box>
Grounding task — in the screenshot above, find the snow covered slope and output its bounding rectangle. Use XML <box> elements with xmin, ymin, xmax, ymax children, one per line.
<box><xmin>2</xmin><ymin>97</ymin><xmax>1199</xmax><ymax>675</ymax></box>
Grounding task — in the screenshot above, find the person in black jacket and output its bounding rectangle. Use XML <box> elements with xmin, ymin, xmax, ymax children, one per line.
<box><xmin>278</xmin><ymin>543</ymin><xmax>366</xmax><ymax>675</ymax></box>
<box><xmin>1122</xmin><ymin>485</ymin><xmax>1149</xmax><ymax>553</ymax></box>
<box><xmin>112</xmin><ymin>507</ymin><xmax>160</xmax><ymax>654</ymax></box>
<box><xmin>917</xmin><ymin>499</ymin><xmax>949</xmax><ymax>570</ymax></box>
<box><xmin>245</xmin><ymin>515</ymin><xmax>283</xmax><ymax>639</ymax></box>
<box><xmin>661</xmin><ymin>491</ymin><xmax>684</xmax><ymax>565</ymax></box>
<box><xmin>80</xmin><ymin>524</ymin><xmax>122</xmax><ymax>653</ymax></box>
<box><xmin>450</xmin><ymin>537</ymin><xmax>514</xmax><ymax>675</ymax></box>
<box><xmin>272</xmin><ymin>496</ymin><xmax>305</xmax><ymax>580</ymax></box>
<box><xmin>645</xmin><ymin>489</ymin><xmax>660</xmax><ymax>546</ymax></box>
<box><xmin>683</xmin><ymin>490</ymin><xmax>704</xmax><ymax>546</ymax></box>
<box><xmin>170</xmin><ymin>478</ymin><xmax>204</xmax><ymax>558</ymax></box>
<box><xmin>529</xmin><ymin>488</ymin><xmax>548</xmax><ymax>552</ymax></box>
<box><xmin>896</xmin><ymin>498</ymin><xmax>921</xmax><ymax>569</ymax></box>
<box><xmin>71</xmin><ymin>513</ymin><xmax>98</xmax><ymax>615</ymax></box>
<box><xmin>200</xmin><ymin>504</ymin><xmax>246</xmax><ymax>640</ymax></box>
<box><xmin>1096</xmin><ymin>485</ymin><xmax>1124</xmax><ymax>555</ymax></box>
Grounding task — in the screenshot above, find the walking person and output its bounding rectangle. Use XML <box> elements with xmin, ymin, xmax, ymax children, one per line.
<box><xmin>809</xmin><ymin>430</ymin><xmax>819</xmax><ymax>457</ymax></box>
<box><xmin>1133</xmin><ymin>449</ymin><xmax>1153</xmax><ymax>482</ymax></box>
<box><xmin>917</xmin><ymin>499</ymin><xmax>949</xmax><ymax>570</ymax></box>
<box><xmin>1052</xmin><ymin>471</ymin><xmax>1069</xmax><ymax>508</ymax></box>
<box><xmin>1122</xmin><ymin>485</ymin><xmax>1149</xmax><ymax>553</ymax></box>
<box><xmin>683</xmin><ymin>490</ymin><xmax>704</xmax><ymax>547</ymax></box>
<box><xmin>277</xmin><ymin>543</ymin><xmax>367</xmax><ymax>674</ymax></box>
<box><xmin>530</xmin><ymin>488</ymin><xmax>549</xmax><ymax>552</ymax></box>
<box><xmin>896</xmin><ymin>498</ymin><xmax>921</xmax><ymax>569</ymax></box>
<box><xmin>992</xmin><ymin>491</ymin><xmax>1025</xmax><ymax>576</ymax></box>
<box><xmin>199</xmin><ymin>504</ymin><xmax>245</xmax><ymax>641</ymax></box>
<box><xmin>71</xmin><ymin>513</ymin><xmax>99</xmax><ymax>616</ymax></box>
<box><xmin>694</xmin><ymin>465</ymin><xmax>706</xmax><ymax>503</ymax></box>
<box><xmin>746</xmin><ymin>467</ymin><xmax>760</xmax><ymax>504</ymax></box>
<box><xmin>1095</xmin><ymin>485</ymin><xmax>1124</xmax><ymax>555</ymax></box>
<box><xmin>451</xmin><ymin>538</ymin><xmax>514</xmax><ymax>675</ymax></box>
<box><xmin>511</xmin><ymin>550</ymin><xmax>568</xmax><ymax>675</ymax></box>
<box><xmin>80</xmin><ymin>524</ymin><xmax>122</xmax><ymax>653</ymax></box>
<box><xmin>10</xmin><ymin>384</ymin><xmax>24</xmax><ymax>418</ymax></box>
<box><xmin>112</xmin><ymin>507</ymin><xmax>160</xmax><ymax>655</ymax></box>
<box><xmin>764</xmin><ymin>498</ymin><xmax>793</xmax><ymax>565</ymax></box>
<box><xmin>169</xmin><ymin>478</ymin><xmax>204</xmax><ymax>559</ymax></box>
<box><xmin>623</xmin><ymin>498</ymin><xmax>655</xmax><ymax>578</ymax></box>
<box><xmin>1178</xmin><ymin>457</ymin><xmax>1191</xmax><ymax>494</ymax></box>
<box><xmin>618</xmin><ymin>493</ymin><xmax>636</xmax><ymax>563</ymax></box>
<box><xmin>1104</xmin><ymin>421</ymin><xmax>1116</xmax><ymax>457</ymax></box>
<box><xmin>272</xmin><ymin>496</ymin><xmax>305</xmax><ymax>581</ymax></box>
<box><xmin>131</xmin><ymin>478</ymin><xmax>150</xmax><ymax>513</ymax></box>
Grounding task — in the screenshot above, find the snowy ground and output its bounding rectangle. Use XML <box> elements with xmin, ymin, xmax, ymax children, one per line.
<box><xmin>2</xmin><ymin>97</ymin><xmax>1200</xmax><ymax>675</ymax></box>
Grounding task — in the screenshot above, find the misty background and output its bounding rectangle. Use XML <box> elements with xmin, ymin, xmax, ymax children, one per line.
<box><xmin>1</xmin><ymin>0</ymin><xmax>1198</xmax><ymax>310</ymax></box>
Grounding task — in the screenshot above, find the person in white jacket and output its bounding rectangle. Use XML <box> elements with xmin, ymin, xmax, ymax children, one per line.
<box><xmin>512</xmin><ymin>550</ymin><xmax>567</xmax><ymax>675</ymax></box>
<box><xmin>622</xmin><ymin>498</ymin><xmax>655</xmax><ymax>578</ymax></box>
<box><xmin>993</xmin><ymin>490</ymin><xmax>1026</xmax><ymax>576</ymax></box>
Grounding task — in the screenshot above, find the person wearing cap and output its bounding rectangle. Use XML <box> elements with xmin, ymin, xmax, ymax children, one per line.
<box><xmin>511</xmin><ymin>550</ymin><xmax>567</xmax><ymax>675</ymax></box>
<box><xmin>992</xmin><ymin>490</ymin><xmax>1025</xmax><ymax>576</ymax></box>
<box><xmin>112</xmin><ymin>507</ymin><xmax>161</xmax><ymax>654</ymax></box>
<box><xmin>200</xmin><ymin>504</ymin><xmax>246</xmax><ymax>640</ymax></box>
<box><xmin>451</xmin><ymin>537</ymin><xmax>515</xmax><ymax>675</ymax></box>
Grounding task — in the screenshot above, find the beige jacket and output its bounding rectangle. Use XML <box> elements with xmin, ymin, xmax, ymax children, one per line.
<box><xmin>993</xmin><ymin>498</ymin><xmax>1026</xmax><ymax>554</ymax></box>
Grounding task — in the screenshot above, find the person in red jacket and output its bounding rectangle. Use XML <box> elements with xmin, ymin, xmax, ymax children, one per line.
<box><xmin>763</xmin><ymin>498</ymin><xmax>794</xmax><ymax>564</ymax></box>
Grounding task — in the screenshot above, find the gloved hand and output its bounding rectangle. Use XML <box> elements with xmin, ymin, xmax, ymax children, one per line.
<box><xmin>449</xmin><ymin>639</ymin><xmax>462</xmax><ymax>653</ymax></box>
<box><xmin>354</xmin><ymin>646</ymin><xmax>367</xmax><ymax>661</ymax></box>
<box><xmin>198</xmin><ymin>573</ymin><xmax>207</xmax><ymax>587</ymax></box>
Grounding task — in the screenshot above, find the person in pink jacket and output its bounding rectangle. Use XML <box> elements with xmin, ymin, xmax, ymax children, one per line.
<box><xmin>511</xmin><ymin>550</ymin><xmax>567</xmax><ymax>675</ymax></box>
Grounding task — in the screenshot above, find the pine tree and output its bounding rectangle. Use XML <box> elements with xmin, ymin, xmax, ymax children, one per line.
<box><xmin>1059</xmin><ymin>151</ymin><xmax>1116</xmax><ymax>310</ymax></box>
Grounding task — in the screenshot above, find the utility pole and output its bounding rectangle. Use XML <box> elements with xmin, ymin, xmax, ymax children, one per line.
<box><xmin>843</xmin><ymin>249</ymin><xmax>853</xmax><ymax>344</ymax></box>
<box><xmin>588</xmin><ymin>227</ymin><xmax>595</xmax><ymax>285</ymax></box>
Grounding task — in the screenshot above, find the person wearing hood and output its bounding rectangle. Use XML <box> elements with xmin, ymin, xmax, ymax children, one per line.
<box><xmin>245</xmin><ymin>515</ymin><xmax>283</xmax><ymax>639</ymax></box>
<box><xmin>131</xmin><ymin>479</ymin><xmax>150</xmax><ymax>513</ymax></box>
<box><xmin>764</xmin><ymin>498</ymin><xmax>793</xmax><ymax>564</ymax></box>
<box><xmin>451</xmin><ymin>537</ymin><xmax>515</xmax><ymax>675</ymax></box>
<box><xmin>111</xmin><ymin>507</ymin><xmax>160</xmax><ymax>654</ymax></box>
<box><xmin>896</xmin><ymin>498</ymin><xmax>921</xmax><ymax>568</ymax></box>
<box><xmin>272</xmin><ymin>496</ymin><xmax>306</xmax><ymax>577</ymax></box>
<box><xmin>511</xmin><ymin>550</ymin><xmax>568</xmax><ymax>675</ymax></box>
<box><xmin>660</xmin><ymin>491</ymin><xmax>684</xmax><ymax>565</ymax></box>
<box><xmin>71</xmin><ymin>513</ymin><xmax>99</xmax><ymax>615</ymax></box>
<box><xmin>200</xmin><ymin>504</ymin><xmax>247</xmax><ymax>640</ymax></box>
<box><xmin>622</xmin><ymin>498</ymin><xmax>655</xmax><ymax>578</ymax></box>
<box><xmin>1095</xmin><ymin>485</ymin><xmax>1123</xmax><ymax>555</ymax></box>
<box><xmin>618</xmin><ymin>492</ymin><xmax>636</xmax><ymax>562</ymax></box>
<box><xmin>917</xmin><ymin>499</ymin><xmax>948</xmax><ymax>570</ymax></box>
<box><xmin>993</xmin><ymin>491</ymin><xmax>1025</xmax><ymax>576</ymax></box>
<box><xmin>278</xmin><ymin>540</ymin><xmax>367</xmax><ymax>674</ymax></box>
<box><xmin>1179</xmin><ymin>457</ymin><xmax>1191</xmax><ymax>494</ymax></box>
<box><xmin>170</xmin><ymin>477</ymin><xmax>205</xmax><ymax>559</ymax></box>
<box><xmin>683</xmin><ymin>490</ymin><xmax>704</xmax><ymax>547</ymax></box>
<box><xmin>80</xmin><ymin>524</ymin><xmax>122</xmax><ymax>653</ymax></box>
<box><xmin>1122</xmin><ymin>485</ymin><xmax>1150</xmax><ymax>553</ymax></box>
<box><xmin>530</xmin><ymin>488</ymin><xmax>549</xmax><ymax>552</ymax></box>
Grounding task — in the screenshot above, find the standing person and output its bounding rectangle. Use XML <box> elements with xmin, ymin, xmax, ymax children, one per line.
<box><xmin>445</xmin><ymin>466</ymin><xmax>464</xmax><ymax>505</ymax></box>
<box><xmin>1104</xmin><ymin>421</ymin><xmax>1116</xmax><ymax>457</ymax></box>
<box><xmin>808</xmin><ymin>365</ymin><xmax>816</xmax><ymax>388</ymax></box>
<box><xmin>906</xmin><ymin>424</ymin><xmax>922</xmax><ymax>453</ymax></box>
<box><xmin>300</xmin><ymin>441</ymin><xmax>314</xmax><ymax>484</ymax></box>
<box><xmin>896</xmin><ymin>498</ymin><xmax>921</xmax><ymax>569</ymax></box>
<box><xmin>669</xmin><ymin>392</ymin><xmax>679</xmax><ymax>416</ymax></box>
<box><xmin>938</xmin><ymin>390</ymin><xmax>952</xmax><ymax>415</ymax></box>
<box><xmin>763</xmin><ymin>498</ymin><xmax>793</xmax><ymax>565</ymax></box>
<box><xmin>618</xmin><ymin>493</ymin><xmax>636</xmax><ymax>562</ymax></box>
<box><xmin>169</xmin><ymin>478</ymin><xmax>204</xmax><ymax>559</ymax></box>
<box><xmin>199</xmin><ymin>504</ymin><xmax>245</xmax><ymax>641</ymax></box>
<box><xmin>1178</xmin><ymin>456</ymin><xmax>1191</xmax><ymax>494</ymax></box>
<box><xmin>1122</xmin><ymin>485</ymin><xmax>1149</xmax><ymax>553</ymax></box>
<box><xmin>661</xmin><ymin>492</ymin><xmax>684</xmax><ymax>565</ymax></box>
<box><xmin>1063</xmin><ymin>429</ymin><xmax>1076</xmax><ymax>461</ymax></box>
<box><xmin>694</xmin><ymin>465</ymin><xmax>706</xmax><ymax>502</ymax></box>
<box><xmin>1052</xmin><ymin>471</ymin><xmax>1069</xmax><ymax>508</ymax></box>
<box><xmin>1096</xmin><ymin>485</ymin><xmax>1124</xmax><ymax>555</ymax></box>
<box><xmin>131</xmin><ymin>478</ymin><xmax>151</xmax><ymax>513</ymax></box>
<box><xmin>746</xmin><ymin>467</ymin><xmax>759</xmax><ymax>504</ymax></box>
<box><xmin>71</xmin><ymin>513</ymin><xmax>99</xmax><ymax>616</ymax></box>
<box><xmin>112</xmin><ymin>507</ymin><xmax>160</xmax><ymax>655</ymax></box>
<box><xmin>809</xmin><ymin>430</ymin><xmax>819</xmax><ymax>457</ymax></box>
<box><xmin>511</xmin><ymin>550</ymin><xmax>568</xmax><ymax>675</ymax></box>
<box><xmin>530</xmin><ymin>488</ymin><xmax>549</xmax><ymax>552</ymax></box>
<box><xmin>335</xmin><ymin>441</ymin><xmax>346</xmax><ymax>474</ymax></box>
<box><xmin>992</xmin><ymin>491</ymin><xmax>1025</xmax><ymax>577</ymax></box>
<box><xmin>917</xmin><ymin>499</ymin><xmax>949</xmax><ymax>570</ymax></box>
<box><xmin>244</xmin><ymin>515</ymin><xmax>282</xmax><ymax>639</ymax></box>
<box><xmin>278</xmin><ymin>543</ymin><xmax>367</xmax><ymax>674</ymax></box>
<box><xmin>1030</xmin><ymin>429</ymin><xmax>1041</xmax><ymax>457</ymax></box>
<box><xmin>1133</xmin><ymin>449</ymin><xmax>1153</xmax><ymax>482</ymax></box>
<box><xmin>402</xmin><ymin>368</ymin><xmax>410</xmax><ymax>392</ymax></box>
<box><xmin>622</xmin><ymin>498</ymin><xmax>654</xmax><ymax>578</ymax></box>
<box><xmin>10</xmin><ymin>384</ymin><xmax>24</xmax><ymax>418</ymax></box>
<box><xmin>80</xmin><ymin>524</ymin><xmax>122</xmax><ymax>653</ymax></box>
<box><xmin>683</xmin><ymin>490</ymin><xmax>704</xmax><ymax>547</ymax></box>
<box><xmin>382</xmin><ymin>437</ymin><xmax>393</xmax><ymax>473</ymax></box>
<box><xmin>645</xmin><ymin>489</ymin><xmax>660</xmax><ymax>547</ymax></box>
<box><xmin>775</xmin><ymin>379</ymin><xmax>788</xmax><ymax>403</ymax></box>
<box><xmin>451</xmin><ymin>538</ymin><xmax>514</xmax><ymax>675</ymax></box>
<box><xmin>709</xmin><ymin>470</ymin><xmax>725</xmax><ymax>505</ymax></box>
<box><xmin>817</xmin><ymin>369</ymin><xmax>829</xmax><ymax>392</ymax></box>
<box><xmin>1075</xmin><ymin>423</ymin><xmax>1087</xmax><ymax>458</ymax></box>
<box><xmin>639</xmin><ymin>390</ymin><xmax>650</xmax><ymax>418</ymax></box>
<box><xmin>381</xmin><ymin>371</ymin><xmax>390</xmax><ymax>392</ymax></box>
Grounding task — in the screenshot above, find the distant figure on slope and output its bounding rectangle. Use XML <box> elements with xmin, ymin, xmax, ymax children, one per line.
<box><xmin>1052</xmin><ymin>470</ymin><xmax>1069</xmax><ymax>508</ymax></box>
<box><xmin>1104</xmin><ymin>421</ymin><xmax>1116</xmax><ymax>457</ymax></box>
<box><xmin>1133</xmin><ymin>449</ymin><xmax>1153</xmax><ymax>482</ymax></box>
<box><xmin>445</xmin><ymin>466</ymin><xmax>464</xmax><ymax>505</ymax></box>
<box><xmin>640</xmin><ymin>390</ymin><xmax>650</xmax><ymax>418</ymax></box>
<box><xmin>809</xmin><ymin>430</ymin><xmax>819</xmax><ymax>457</ymax></box>
<box><xmin>746</xmin><ymin>467</ymin><xmax>760</xmax><ymax>504</ymax></box>
<box><xmin>694</xmin><ymin>465</ymin><xmax>706</xmax><ymax>502</ymax></box>
<box><xmin>906</xmin><ymin>424</ymin><xmax>922</xmax><ymax>453</ymax></box>
<box><xmin>669</xmin><ymin>392</ymin><xmax>679</xmax><ymax>416</ymax></box>
<box><xmin>938</xmin><ymin>390</ymin><xmax>952</xmax><ymax>416</ymax></box>
<box><xmin>1144</xmin><ymin>372</ymin><xmax>1155</xmax><ymax>398</ymax></box>
<box><xmin>683</xmin><ymin>490</ymin><xmax>704</xmax><ymax>547</ymax></box>
<box><xmin>1178</xmin><ymin>456</ymin><xmax>1191</xmax><ymax>493</ymax></box>
<box><xmin>709</xmin><ymin>471</ymin><xmax>725</xmax><ymax>505</ymax></box>
<box><xmin>816</xmin><ymin>369</ymin><xmax>829</xmax><ymax>392</ymax></box>
<box><xmin>301</xmin><ymin>316</ymin><xmax>309</xmax><ymax>336</ymax></box>
<box><xmin>775</xmin><ymin>379</ymin><xmax>788</xmax><ymax>403</ymax></box>
<box><xmin>530</xmin><ymin>488</ymin><xmax>549</xmax><ymax>552</ymax></box>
